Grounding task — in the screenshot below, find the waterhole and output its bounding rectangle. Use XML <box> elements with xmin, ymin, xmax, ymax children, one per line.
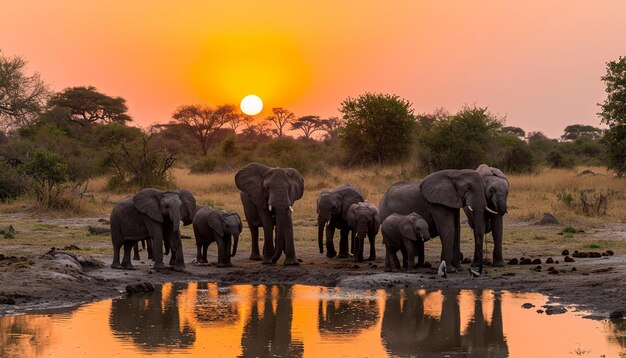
<box><xmin>1</xmin><ymin>283</ymin><xmax>624</xmax><ymax>357</ymax></box>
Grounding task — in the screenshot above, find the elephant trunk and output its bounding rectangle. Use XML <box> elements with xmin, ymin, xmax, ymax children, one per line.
<box><xmin>472</xmin><ymin>207</ymin><xmax>486</xmax><ymax>266</ymax></box>
<box><xmin>272</xmin><ymin>209</ymin><xmax>293</xmax><ymax>263</ymax></box>
<box><xmin>496</xmin><ymin>196</ymin><xmax>508</xmax><ymax>215</ymax></box>
<box><xmin>318</xmin><ymin>220</ymin><xmax>326</xmax><ymax>254</ymax></box>
<box><xmin>168</xmin><ymin>209</ymin><xmax>181</xmax><ymax>258</ymax></box>
<box><xmin>231</xmin><ymin>234</ymin><xmax>239</xmax><ymax>257</ymax></box>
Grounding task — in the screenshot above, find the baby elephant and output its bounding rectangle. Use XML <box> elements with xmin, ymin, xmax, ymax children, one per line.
<box><xmin>347</xmin><ymin>201</ymin><xmax>380</xmax><ymax>262</ymax></box>
<box><xmin>192</xmin><ymin>206</ymin><xmax>242</xmax><ymax>267</ymax></box>
<box><xmin>381</xmin><ymin>212</ymin><xmax>431</xmax><ymax>272</ymax></box>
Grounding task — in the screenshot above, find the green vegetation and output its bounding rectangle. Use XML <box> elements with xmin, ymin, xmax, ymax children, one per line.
<box><xmin>599</xmin><ymin>56</ymin><xmax>626</xmax><ymax>177</ymax></box>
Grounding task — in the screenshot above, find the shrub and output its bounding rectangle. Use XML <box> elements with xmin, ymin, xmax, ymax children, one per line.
<box><xmin>556</xmin><ymin>188</ymin><xmax>617</xmax><ymax>216</ymax></box>
<box><xmin>20</xmin><ymin>149</ymin><xmax>69</xmax><ymax>207</ymax></box>
<box><xmin>0</xmin><ymin>164</ymin><xmax>28</xmax><ymax>201</ymax></box>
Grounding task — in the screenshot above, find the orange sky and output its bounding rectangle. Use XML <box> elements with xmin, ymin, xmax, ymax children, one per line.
<box><xmin>2</xmin><ymin>1</ymin><xmax>626</xmax><ymax>137</ymax></box>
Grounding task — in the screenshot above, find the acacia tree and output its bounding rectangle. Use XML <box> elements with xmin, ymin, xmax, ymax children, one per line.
<box><xmin>291</xmin><ymin>115</ymin><xmax>323</xmax><ymax>139</ymax></box>
<box><xmin>172</xmin><ymin>104</ymin><xmax>239</xmax><ymax>155</ymax></box>
<box><xmin>0</xmin><ymin>52</ymin><xmax>48</xmax><ymax>131</ymax></box>
<box><xmin>599</xmin><ymin>56</ymin><xmax>626</xmax><ymax>176</ymax></box>
<box><xmin>561</xmin><ymin>124</ymin><xmax>602</xmax><ymax>141</ymax></box>
<box><xmin>338</xmin><ymin>93</ymin><xmax>415</xmax><ymax>165</ymax></box>
<box><xmin>502</xmin><ymin>126</ymin><xmax>526</xmax><ymax>138</ymax></box>
<box><xmin>43</xmin><ymin>86</ymin><xmax>131</xmax><ymax>126</ymax></box>
<box><xmin>264</xmin><ymin>107</ymin><xmax>295</xmax><ymax>137</ymax></box>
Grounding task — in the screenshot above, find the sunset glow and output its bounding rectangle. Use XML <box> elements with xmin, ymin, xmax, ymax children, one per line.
<box><xmin>2</xmin><ymin>1</ymin><xmax>626</xmax><ymax>135</ymax></box>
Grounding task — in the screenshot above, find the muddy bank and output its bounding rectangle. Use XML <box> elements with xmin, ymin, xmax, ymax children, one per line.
<box><xmin>0</xmin><ymin>215</ymin><xmax>625</xmax><ymax>317</ymax></box>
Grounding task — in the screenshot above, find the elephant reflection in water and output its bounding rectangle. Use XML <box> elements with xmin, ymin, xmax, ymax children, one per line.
<box><xmin>381</xmin><ymin>289</ymin><xmax>508</xmax><ymax>357</ymax></box>
<box><xmin>240</xmin><ymin>285</ymin><xmax>303</xmax><ymax>358</ymax></box>
<box><xmin>109</xmin><ymin>282</ymin><xmax>195</xmax><ymax>351</ymax></box>
<box><xmin>318</xmin><ymin>294</ymin><xmax>378</xmax><ymax>336</ymax></box>
<box><xmin>194</xmin><ymin>282</ymin><xmax>239</xmax><ymax>326</ymax></box>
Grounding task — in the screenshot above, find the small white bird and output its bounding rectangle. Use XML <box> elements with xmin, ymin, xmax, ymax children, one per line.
<box><xmin>438</xmin><ymin>261</ymin><xmax>447</xmax><ymax>278</ymax></box>
<box><xmin>469</xmin><ymin>268</ymin><xmax>481</xmax><ymax>277</ymax></box>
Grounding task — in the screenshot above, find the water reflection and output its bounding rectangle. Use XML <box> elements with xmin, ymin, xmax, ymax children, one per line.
<box><xmin>109</xmin><ymin>282</ymin><xmax>196</xmax><ymax>351</ymax></box>
<box><xmin>0</xmin><ymin>284</ymin><xmax>623</xmax><ymax>357</ymax></box>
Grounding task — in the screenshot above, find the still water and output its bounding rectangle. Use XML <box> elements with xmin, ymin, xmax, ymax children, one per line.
<box><xmin>1</xmin><ymin>283</ymin><xmax>624</xmax><ymax>357</ymax></box>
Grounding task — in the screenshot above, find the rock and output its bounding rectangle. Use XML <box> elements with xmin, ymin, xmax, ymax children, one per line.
<box><xmin>98</xmin><ymin>218</ymin><xmax>110</xmax><ymax>224</ymax></box>
<box><xmin>536</xmin><ymin>213</ymin><xmax>558</xmax><ymax>225</ymax></box>
<box><xmin>532</xmin><ymin>265</ymin><xmax>542</xmax><ymax>272</ymax></box>
<box><xmin>555</xmin><ymin>260</ymin><xmax>559</xmax><ymax>264</ymax></box>
<box><xmin>571</xmin><ymin>267</ymin><xmax>577</xmax><ymax>272</ymax></box>
<box><xmin>63</xmin><ymin>245</ymin><xmax>81</xmax><ymax>251</ymax></box>
<box><xmin>574</xmin><ymin>251</ymin><xmax>589</xmax><ymax>258</ymax></box>
<box><xmin>297</xmin><ymin>258</ymin><xmax>303</xmax><ymax>263</ymax></box>
<box><xmin>548</xmin><ymin>269</ymin><xmax>559</xmax><ymax>275</ymax></box>
<box><xmin>461</xmin><ymin>257</ymin><xmax>472</xmax><ymax>264</ymax></box>
<box><xmin>577</xmin><ymin>169</ymin><xmax>596</xmax><ymax>176</ymax></box>
<box><xmin>532</xmin><ymin>258</ymin><xmax>542</xmax><ymax>264</ymax></box>
<box><xmin>502</xmin><ymin>272</ymin><xmax>515</xmax><ymax>276</ymax></box>
<box><xmin>0</xmin><ymin>297</ymin><xmax>16</xmax><ymax>305</ymax></box>
<box><xmin>536</xmin><ymin>309</ymin><xmax>544</xmax><ymax>314</ymax></box>
<box><xmin>88</xmin><ymin>226</ymin><xmax>111</xmax><ymax>235</ymax></box>
<box><xmin>561</xmin><ymin>250</ymin><xmax>569</xmax><ymax>256</ymax></box>
<box><xmin>609</xmin><ymin>311</ymin><xmax>624</xmax><ymax>320</ymax></box>
<box><xmin>564</xmin><ymin>256</ymin><xmax>575</xmax><ymax>262</ymax></box>
<box><xmin>423</xmin><ymin>262</ymin><xmax>432</xmax><ymax>268</ymax></box>
<box><xmin>351</xmin><ymin>264</ymin><xmax>360</xmax><ymax>269</ymax></box>
<box><xmin>589</xmin><ymin>252</ymin><xmax>602</xmax><ymax>258</ymax></box>
<box><xmin>507</xmin><ymin>258</ymin><xmax>519</xmax><ymax>265</ymax></box>
<box><xmin>546</xmin><ymin>257</ymin><xmax>554</xmax><ymax>264</ymax></box>
<box><xmin>125</xmin><ymin>282</ymin><xmax>155</xmax><ymax>296</ymax></box>
<box><xmin>606</xmin><ymin>250</ymin><xmax>614</xmax><ymax>256</ymax></box>
<box><xmin>181</xmin><ymin>234</ymin><xmax>192</xmax><ymax>240</ymax></box>
<box><xmin>522</xmin><ymin>303</ymin><xmax>535</xmax><ymax>309</ymax></box>
<box><xmin>545</xmin><ymin>305</ymin><xmax>567</xmax><ymax>315</ymax></box>
<box><xmin>2</xmin><ymin>225</ymin><xmax>15</xmax><ymax>239</ymax></box>
<box><xmin>520</xmin><ymin>258</ymin><xmax>532</xmax><ymax>265</ymax></box>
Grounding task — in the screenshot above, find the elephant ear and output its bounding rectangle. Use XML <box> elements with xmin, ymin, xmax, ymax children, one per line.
<box><xmin>236</xmin><ymin>213</ymin><xmax>243</xmax><ymax>233</ymax></box>
<box><xmin>317</xmin><ymin>189</ymin><xmax>329</xmax><ymax>214</ymax></box>
<box><xmin>235</xmin><ymin>163</ymin><xmax>270</xmax><ymax>208</ymax></box>
<box><xmin>133</xmin><ymin>188</ymin><xmax>163</xmax><ymax>223</ymax></box>
<box><xmin>285</xmin><ymin>168</ymin><xmax>304</xmax><ymax>203</ymax></box>
<box><xmin>419</xmin><ymin>170</ymin><xmax>463</xmax><ymax>208</ymax></box>
<box><xmin>371</xmin><ymin>205</ymin><xmax>381</xmax><ymax>234</ymax></box>
<box><xmin>208</xmin><ymin>210</ymin><xmax>224</xmax><ymax>237</ymax></box>
<box><xmin>401</xmin><ymin>221</ymin><xmax>417</xmax><ymax>242</ymax></box>
<box><xmin>346</xmin><ymin>203</ymin><xmax>358</xmax><ymax>228</ymax></box>
<box><xmin>176</xmin><ymin>189</ymin><xmax>197</xmax><ymax>226</ymax></box>
<box><xmin>477</xmin><ymin>164</ymin><xmax>508</xmax><ymax>182</ymax></box>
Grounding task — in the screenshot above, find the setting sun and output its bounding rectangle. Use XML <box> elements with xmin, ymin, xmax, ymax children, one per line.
<box><xmin>240</xmin><ymin>94</ymin><xmax>263</xmax><ymax>116</ymax></box>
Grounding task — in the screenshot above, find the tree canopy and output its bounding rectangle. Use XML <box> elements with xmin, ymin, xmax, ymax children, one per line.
<box><xmin>42</xmin><ymin>86</ymin><xmax>131</xmax><ymax>126</ymax></box>
<box><xmin>291</xmin><ymin>115</ymin><xmax>324</xmax><ymax>139</ymax></box>
<box><xmin>171</xmin><ymin>104</ymin><xmax>239</xmax><ymax>155</ymax></box>
<box><xmin>0</xmin><ymin>52</ymin><xmax>48</xmax><ymax>131</ymax></box>
<box><xmin>338</xmin><ymin>93</ymin><xmax>415</xmax><ymax>165</ymax></box>
<box><xmin>265</xmin><ymin>107</ymin><xmax>295</xmax><ymax>137</ymax></box>
<box><xmin>561</xmin><ymin>124</ymin><xmax>602</xmax><ymax>141</ymax></box>
<box><xmin>599</xmin><ymin>56</ymin><xmax>626</xmax><ymax>176</ymax></box>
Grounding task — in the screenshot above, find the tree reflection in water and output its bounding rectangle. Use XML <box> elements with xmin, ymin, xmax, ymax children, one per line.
<box><xmin>317</xmin><ymin>289</ymin><xmax>378</xmax><ymax>337</ymax></box>
<box><xmin>109</xmin><ymin>282</ymin><xmax>196</xmax><ymax>351</ymax></box>
<box><xmin>239</xmin><ymin>285</ymin><xmax>303</xmax><ymax>358</ymax></box>
<box><xmin>194</xmin><ymin>282</ymin><xmax>239</xmax><ymax>326</ymax></box>
<box><xmin>381</xmin><ymin>289</ymin><xmax>508</xmax><ymax>357</ymax></box>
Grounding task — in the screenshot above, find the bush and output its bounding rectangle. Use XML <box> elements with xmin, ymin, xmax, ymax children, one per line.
<box><xmin>556</xmin><ymin>188</ymin><xmax>617</xmax><ymax>216</ymax></box>
<box><xmin>20</xmin><ymin>149</ymin><xmax>69</xmax><ymax>207</ymax></box>
<box><xmin>0</xmin><ymin>164</ymin><xmax>28</xmax><ymax>201</ymax></box>
<box><xmin>492</xmin><ymin>135</ymin><xmax>536</xmax><ymax>173</ymax></box>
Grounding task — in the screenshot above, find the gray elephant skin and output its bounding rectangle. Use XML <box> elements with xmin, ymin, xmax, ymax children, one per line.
<box><xmin>381</xmin><ymin>212</ymin><xmax>431</xmax><ymax>272</ymax></box>
<box><xmin>236</xmin><ymin>163</ymin><xmax>304</xmax><ymax>265</ymax></box>
<box><xmin>379</xmin><ymin>169</ymin><xmax>490</xmax><ymax>271</ymax></box>
<box><xmin>346</xmin><ymin>201</ymin><xmax>380</xmax><ymax>262</ymax></box>
<box><xmin>192</xmin><ymin>206</ymin><xmax>242</xmax><ymax>267</ymax></box>
<box><xmin>110</xmin><ymin>188</ymin><xmax>196</xmax><ymax>271</ymax></box>
<box><xmin>463</xmin><ymin>164</ymin><xmax>509</xmax><ymax>266</ymax></box>
<box><xmin>317</xmin><ymin>184</ymin><xmax>364</xmax><ymax>258</ymax></box>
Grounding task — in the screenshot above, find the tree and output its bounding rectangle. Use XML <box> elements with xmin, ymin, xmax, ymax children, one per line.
<box><xmin>43</xmin><ymin>86</ymin><xmax>131</xmax><ymax>126</ymax></box>
<box><xmin>598</xmin><ymin>56</ymin><xmax>626</xmax><ymax>176</ymax></box>
<box><xmin>228</xmin><ymin>114</ymin><xmax>253</xmax><ymax>132</ymax></box>
<box><xmin>419</xmin><ymin>106</ymin><xmax>503</xmax><ymax>171</ymax></box>
<box><xmin>264</xmin><ymin>107</ymin><xmax>295</xmax><ymax>137</ymax></box>
<box><xmin>291</xmin><ymin>115</ymin><xmax>324</xmax><ymax>139</ymax></box>
<box><xmin>502</xmin><ymin>126</ymin><xmax>526</xmax><ymax>138</ymax></box>
<box><xmin>0</xmin><ymin>52</ymin><xmax>48</xmax><ymax>131</ymax></box>
<box><xmin>318</xmin><ymin>116</ymin><xmax>342</xmax><ymax>140</ymax></box>
<box><xmin>338</xmin><ymin>93</ymin><xmax>415</xmax><ymax>165</ymax></box>
<box><xmin>171</xmin><ymin>104</ymin><xmax>239</xmax><ymax>155</ymax></box>
<box><xmin>20</xmin><ymin>149</ymin><xmax>69</xmax><ymax>207</ymax></box>
<box><xmin>561</xmin><ymin>124</ymin><xmax>602</xmax><ymax>141</ymax></box>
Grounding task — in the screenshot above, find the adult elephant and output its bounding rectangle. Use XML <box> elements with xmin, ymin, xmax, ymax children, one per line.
<box><xmin>463</xmin><ymin>164</ymin><xmax>509</xmax><ymax>267</ymax></box>
<box><xmin>379</xmin><ymin>169</ymin><xmax>493</xmax><ymax>271</ymax></box>
<box><xmin>317</xmin><ymin>184</ymin><xmax>364</xmax><ymax>258</ymax></box>
<box><xmin>110</xmin><ymin>188</ymin><xmax>196</xmax><ymax>271</ymax></box>
<box><xmin>236</xmin><ymin>163</ymin><xmax>304</xmax><ymax>265</ymax></box>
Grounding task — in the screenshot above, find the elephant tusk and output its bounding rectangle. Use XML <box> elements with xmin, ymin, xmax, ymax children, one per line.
<box><xmin>486</xmin><ymin>206</ymin><xmax>498</xmax><ymax>215</ymax></box>
<box><xmin>289</xmin><ymin>206</ymin><xmax>294</xmax><ymax>212</ymax></box>
<box><xmin>467</xmin><ymin>206</ymin><xmax>474</xmax><ymax>212</ymax></box>
<box><xmin>268</xmin><ymin>205</ymin><xmax>272</xmax><ymax>212</ymax></box>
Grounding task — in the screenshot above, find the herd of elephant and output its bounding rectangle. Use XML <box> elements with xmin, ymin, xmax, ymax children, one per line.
<box><xmin>110</xmin><ymin>162</ymin><xmax>509</xmax><ymax>277</ymax></box>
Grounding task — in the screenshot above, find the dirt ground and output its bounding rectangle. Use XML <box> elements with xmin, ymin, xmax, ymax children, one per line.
<box><xmin>0</xmin><ymin>212</ymin><xmax>625</xmax><ymax>318</ymax></box>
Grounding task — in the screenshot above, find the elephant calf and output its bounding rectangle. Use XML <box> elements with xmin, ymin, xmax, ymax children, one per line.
<box><xmin>346</xmin><ymin>201</ymin><xmax>380</xmax><ymax>262</ymax></box>
<box><xmin>192</xmin><ymin>206</ymin><xmax>242</xmax><ymax>267</ymax></box>
<box><xmin>381</xmin><ymin>213</ymin><xmax>431</xmax><ymax>272</ymax></box>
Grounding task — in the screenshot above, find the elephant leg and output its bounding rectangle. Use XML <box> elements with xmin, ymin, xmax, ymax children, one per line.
<box><xmin>350</xmin><ymin>231</ymin><xmax>356</xmax><ymax>255</ymax></box>
<box><xmin>325</xmin><ymin>225</ymin><xmax>337</xmax><ymax>258</ymax></box>
<box><xmin>406</xmin><ymin>241</ymin><xmax>416</xmax><ymax>273</ymax></box>
<box><xmin>491</xmin><ymin>216</ymin><xmax>505</xmax><ymax>266</ymax></box>
<box><xmin>121</xmin><ymin>241</ymin><xmax>135</xmax><ymax>270</ymax></box>
<box><xmin>111</xmin><ymin>233</ymin><xmax>123</xmax><ymax>269</ymax></box>
<box><xmin>415</xmin><ymin>241</ymin><xmax>425</xmax><ymax>268</ymax></box>
<box><xmin>146</xmin><ymin>239</ymin><xmax>153</xmax><ymax>260</ymax></box>
<box><xmin>196</xmin><ymin>243</ymin><xmax>202</xmax><ymax>263</ymax></box>
<box><xmin>452</xmin><ymin>209</ymin><xmax>463</xmax><ymax>271</ymax></box>
<box><xmin>132</xmin><ymin>242</ymin><xmax>140</xmax><ymax>261</ymax></box>
<box><xmin>367</xmin><ymin>231</ymin><xmax>376</xmax><ymax>261</ymax></box>
<box><xmin>400</xmin><ymin>247</ymin><xmax>408</xmax><ymax>269</ymax></box>
<box><xmin>432</xmin><ymin>209</ymin><xmax>457</xmax><ymax>273</ymax></box>
<box><xmin>392</xmin><ymin>250</ymin><xmax>401</xmax><ymax>271</ymax></box>
<box><xmin>169</xmin><ymin>231</ymin><xmax>185</xmax><ymax>271</ymax></box>
<box><xmin>337</xmin><ymin>228</ymin><xmax>350</xmax><ymax>258</ymax></box>
<box><xmin>249</xmin><ymin>225</ymin><xmax>262</xmax><ymax>261</ymax></box>
<box><xmin>216</xmin><ymin>236</ymin><xmax>231</xmax><ymax>267</ymax></box>
<box><xmin>384</xmin><ymin>246</ymin><xmax>392</xmax><ymax>272</ymax></box>
<box><xmin>224</xmin><ymin>235</ymin><xmax>233</xmax><ymax>266</ymax></box>
<box><xmin>145</xmin><ymin>224</ymin><xmax>166</xmax><ymax>270</ymax></box>
<box><xmin>282</xmin><ymin>222</ymin><xmax>299</xmax><ymax>266</ymax></box>
<box><xmin>202</xmin><ymin>243</ymin><xmax>209</xmax><ymax>263</ymax></box>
